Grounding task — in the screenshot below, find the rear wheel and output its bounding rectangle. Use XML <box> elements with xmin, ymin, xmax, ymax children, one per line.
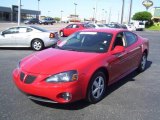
<box><xmin>137</xmin><ymin>53</ymin><xmax>147</xmax><ymax>72</ymax></box>
<box><xmin>87</xmin><ymin>71</ymin><xmax>107</xmax><ymax>104</ymax></box>
<box><xmin>31</xmin><ymin>39</ymin><xmax>44</xmax><ymax>51</ymax></box>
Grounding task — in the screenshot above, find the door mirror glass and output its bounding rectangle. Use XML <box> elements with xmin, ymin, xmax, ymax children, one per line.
<box><xmin>112</xmin><ymin>46</ymin><xmax>125</xmax><ymax>55</ymax></box>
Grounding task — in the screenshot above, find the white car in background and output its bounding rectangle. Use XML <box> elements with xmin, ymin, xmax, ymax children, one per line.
<box><xmin>0</xmin><ymin>26</ymin><xmax>59</xmax><ymax>50</ymax></box>
<box><xmin>125</xmin><ymin>24</ymin><xmax>136</xmax><ymax>31</ymax></box>
<box><xmin>88</xmin><ymin>23</ymin><xmax>107</xmax><ymax>28</ymax></box>
<box><xmin>131</xmin><ymin>21</ymin><xmax>145</xmax><ymax>31</ymax></box>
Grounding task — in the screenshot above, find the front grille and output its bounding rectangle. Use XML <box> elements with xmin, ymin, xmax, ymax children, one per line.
<box><xmin>19</xmin><ymin>72</ymin><xmax>36</xmax><ymax>84</ymax></box>
<box><xmin>20</xmin><ymin>72</ymin><xmax>25</xmax><ymax>81</ymax></box>
<box><xmin>24</xmin><ymin>75</ymin><xmax>36</xmax><ymax>84</ymax></box>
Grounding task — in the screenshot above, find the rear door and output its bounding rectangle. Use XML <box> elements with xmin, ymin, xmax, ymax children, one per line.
<box><xmin>15</xmin><ymin>27</ymin><xmax>32</xmax><ymax>47</ymax></box>
<box><xmin>123</xmin><ymin>31</ymin><xmax>142</xmax><ymax>69</ymax></box>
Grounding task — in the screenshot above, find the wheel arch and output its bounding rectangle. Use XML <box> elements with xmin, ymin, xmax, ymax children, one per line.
<box><xmin>31</xmin><ymin>38</ymin><xmax>44</xmax><ymax>47</ymax></box>
<box><xmin>143</xmin><ymin>49</ymin><xmax>148</xmax><ymax>57</ymax></box>
<box><xmin>85</xmin><ymin>66</ymin><xmax>109</xmax><ymax>97</ymax></box>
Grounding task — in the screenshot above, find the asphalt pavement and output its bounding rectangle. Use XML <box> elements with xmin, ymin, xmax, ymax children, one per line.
<box><xmin>0</xmin><ymin>24</ymin><xmax>160</xmax><ymax>120</ymax></box>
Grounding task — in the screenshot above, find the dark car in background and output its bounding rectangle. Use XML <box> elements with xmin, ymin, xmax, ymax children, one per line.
<box><xmin>24</xmin><ymin>18</ymin><xmax>40</xmax><ymax>24</ymax></box>
<box><xmin>39</xmin><ymin>17</ymin><xmax>56</xmax><ymax>25</ymax></box>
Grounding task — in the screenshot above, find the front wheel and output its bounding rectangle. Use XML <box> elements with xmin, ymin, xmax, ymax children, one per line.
<box><xmin>86</xmin><ymin>71</ymin><xmax>107</xmax><ymax>104</ymax></box>
<box><xmin>137</xmin><ymin>53</ymin><xmax>147</xmax><ymax>72</ymax></box>
<box><xmin>31</xmin><ymin>39</ymin><xmax>44</xmax><ymax>51</ymax></box>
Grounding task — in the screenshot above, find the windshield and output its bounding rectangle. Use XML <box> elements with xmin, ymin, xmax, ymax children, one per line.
<box><xmin>57</xmin><ymin>31</ymin><xmax>112</xmax><ymax>53</ymax></box>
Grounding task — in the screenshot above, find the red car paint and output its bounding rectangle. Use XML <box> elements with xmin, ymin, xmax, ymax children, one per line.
<box><xmin>59</xmin><ymin>23</ymin><xmax>92</xmax><ymax>37</ymax></box>
<box><xmin>13</xmin><ymin>29</ymin><xmax>149</xmax><ymax>103</ymax></box>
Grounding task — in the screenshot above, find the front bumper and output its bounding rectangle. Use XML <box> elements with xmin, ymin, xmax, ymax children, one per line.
<box><xmin>13</xmin><ymin>68</ymin><xmax>83</xmax><ymax>103</ymax></box>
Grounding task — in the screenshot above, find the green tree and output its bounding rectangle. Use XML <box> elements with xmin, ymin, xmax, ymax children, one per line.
<box><xmin>132</xmin><ymin>11</ymin><xmax>152</xmax><ymax>21</ymax></box>
<box><xmin>54</xmin><ymin>17</ymin><xmax>60</xmax><ymax>22</ymax></box>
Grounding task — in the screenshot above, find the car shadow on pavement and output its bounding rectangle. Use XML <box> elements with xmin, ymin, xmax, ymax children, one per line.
<box><xmin>0</xmin><ymin>47</ymin><xmax>32</xmax><ymax>51</ymax></box>
<box><xmin>33</xmin><ymin>60</ymin><xmax>152</xmax><ymax>110</ymax></box>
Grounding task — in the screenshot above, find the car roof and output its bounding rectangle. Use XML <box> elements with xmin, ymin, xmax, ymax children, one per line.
<box><xmin>80</xmin><ymin>28</ymin><xmax>128</xmax><ymax>34</ymax></box>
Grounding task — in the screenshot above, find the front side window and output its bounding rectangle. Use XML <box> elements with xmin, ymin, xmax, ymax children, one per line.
<box><xmin>3</xmin><ymin>27</ymin><xmax>19</xmax><ymax>34</ymax></box>
<box><xmin>66</xmin><ymin>24</ymin><xmax>73</xmax><ymax>28</ymax></box>
<box><xmin>124</xmin><ymin>32</ymin><xmax>137</xmax><ymax>46</ymax></box>
<box><xmin>57</xmin><ymin>31</ymin><xmax>112</xmax><ymax>53</ymax></box>
<box><xmin>18</xmin><ymin>27</ymin><xmax>27</xmax><ymax>33</ymax></box>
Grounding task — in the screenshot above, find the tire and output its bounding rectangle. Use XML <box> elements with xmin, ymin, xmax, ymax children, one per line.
<box><xmin>31</xmin><ymin>39</ymin><xmax>44</xmax><ymax>51</ymax></box>
<box><xmin>60</xmin><ymin>31</ymin><xmax>64</xmax><ymax>37</ymax></box>
<box><xmin>86</xmin><ymin>71</ymin><xmax>107</xmax><ymax>104</ymax></box>
<box><xmin>137</xmin><ymin>53</ymin><xmax>147</xmax><ymax>72</ymax></box>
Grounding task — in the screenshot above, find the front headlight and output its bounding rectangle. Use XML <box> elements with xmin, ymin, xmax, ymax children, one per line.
<box><xmin>46</xmin><ymin>70</ymin><xmax>78</xmax><ymax>83</ymax></box>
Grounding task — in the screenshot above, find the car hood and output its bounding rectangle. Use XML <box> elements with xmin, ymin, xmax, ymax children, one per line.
<box><xmin>21</xmin><ymin>48</ymin><xmax>101</xmax><ymax>75</ymax></box>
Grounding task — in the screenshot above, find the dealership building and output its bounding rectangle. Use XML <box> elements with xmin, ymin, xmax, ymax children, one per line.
<box><xmin>151</xmin><ymin>7</ymin><xmax>160</xmax><ymax>22</ymax></box>
<box><xmin>0</xmin><ymin>5</ymin><xmax>40</xmax><ymax>22</ymax></box>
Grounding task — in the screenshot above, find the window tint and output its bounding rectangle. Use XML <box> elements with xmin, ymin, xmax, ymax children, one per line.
<box><xmin>124</xmin><ymin>32</ymin><xmax>137</xmax><ymax>46</ymax></box>
<box><xmin>27</xmin><ymin>28</ymin><xmax>33</xmax><ymax>32</ymax></box>
<box><xmin>30</xmin><ymin>26</ymin><xmax>48</xmax><ymax>32</ymax></box>
<box><xmin>72</xmin><ymin>24</ymin><xmax>79</xmax><ymax>28</ymax></box>
<box><xmin>139</xmin><ymin>22</ymin><xmax>144</xmax><ymax>25</ymax></box>
<box><xmin>3</xmin><ymin>27</ymin><xmax>19</xmax><ymax>34</ymax></box>
<box><xmin>58</xmin><ymin>32</ymin><xmax>113</xmax><ymax>53</ymax></box>
<box><xmin>66</xmin><ymin>24</ymin><xmax>73</xmax><ymax>28</ymax></box>
<box><xmin>113</xmin><ymin>32</ymin><xmax>125</xmax><ymax>48</ymax></box>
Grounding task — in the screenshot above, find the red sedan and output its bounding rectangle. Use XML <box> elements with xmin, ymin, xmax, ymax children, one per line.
<box><xmin>13</xmin><ymin>29</ymin><xmax>149</xmax><ymax>104</ymax></box>
<box><xmin>59</xmin><ymin>23</ymin><xmax>92</xmax><ymax>37</ymax></box>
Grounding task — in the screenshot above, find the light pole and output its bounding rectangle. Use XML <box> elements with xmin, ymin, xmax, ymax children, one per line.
<box><xmin>38</xmin><ymin>0</ymin><xmax>40</xmax><ymax>11</ymax></box>
<box><xmin>93</xmin><ymin>7</ymin><xmax>95</xmax><ymax>22</ymax></box>
<box><xmin>121</xmin><ymin>0</ymin><xmax>125</xmax><ymax>24</ymax></box>
<box><xmin>95</xmin><ymin>0</ymin><xmax>98</xmax><ymax>23</ymax></box>
<box><xmin>101</xmin><ymin>9</ymin><xmax>104</xmax><ymax>23</ymax></box>
<box><xmin>128</xmin><ymin>0</ymin><xmax>132</xmax><ymax>24</ymax></box>
<box><xmin>61</xmin><ymin>10</ymin><xmax>63</xmax><ymax>23</ymax></box>
<box><xmin>74</xmin><ymin>3</ymin><xmax>77</xmax><ymax>21</ymax></box>
<box><xmin>105</xmin><ymin>11</ymin><xmax>107</xmax><ymax>24</ymax></box>
<box><xmin>48</xmin><ymin>11</ymin><xmax>50</xmax><ymax>17</ymax></box>
<box><xmin>18</xmin><ymin>0</ymin><xmax>21</xmax><ymax>26</ymax></box>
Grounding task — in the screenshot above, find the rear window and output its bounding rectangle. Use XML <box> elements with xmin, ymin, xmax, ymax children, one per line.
<box><xmin>30</xmin><ymin>26</ymin><xmax>48</xmax><ymax>32</ymax></box>
<box><xmin>139</xmin><ymin>22</ymin><xmax>144</xmax><ymax>25</ymax></box>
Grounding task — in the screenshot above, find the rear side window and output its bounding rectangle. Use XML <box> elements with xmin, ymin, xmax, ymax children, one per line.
<box><xmin>124</xmin><ymin>32</ymin><xmax>137</xmax><ymax>46</ymax></box>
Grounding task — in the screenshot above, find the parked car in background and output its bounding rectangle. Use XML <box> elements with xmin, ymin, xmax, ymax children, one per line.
<box><xmin>88</xmin><ymin>23</ymin><xmax>107</xmax><ymax>28</ymax></box>
<box><xmin>0</xmin><ymin>26</ymin><xmax>59</xmax><ymax>50</ymax></box>
<box><xmin>131</xmin><ymin>21</ymin><xmax>145</xmax><ymax>31</ymax></box>
<box><xmin>39</xmin><ymin>17</ymin><xmax>56</xmax><ymax>25</ymax></box>
<box><xmin>59</xmin><ymin>23</ymin><xmax>92</xmax><ymax>37</ymax></box>
<box><xmin>125</xmin><ymin>24</ymin><xmax>136</xmax><ymax>31</ymax></box>
<box><xmin>108</xmin><ymin>23</ymin><xmax>127</xmax><ymax>29</ymax></box>
<box><xmin>24</xmin><ymin>18</ymin><xmax>40</xmax><ymax>24</ymax></box>
<box><xmin>13</xmin><ymin>29</ymin><xmax>149</xmax><ymax>104</ymax></box>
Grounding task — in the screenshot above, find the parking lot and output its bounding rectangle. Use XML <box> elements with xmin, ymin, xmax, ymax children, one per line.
<box><xmin>0</xmin><ymin>24</ymin><xmax>160</xmax><ymax>120</ymax></box>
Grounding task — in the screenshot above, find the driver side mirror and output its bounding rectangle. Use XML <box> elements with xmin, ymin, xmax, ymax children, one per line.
<box><xmin>111</xmin><ymin>46</ymin><xmax>125</xmax><ymax>55</ymax></box>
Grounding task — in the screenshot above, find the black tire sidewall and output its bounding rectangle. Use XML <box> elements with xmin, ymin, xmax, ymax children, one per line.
<box><xmin>137</xmin><ymin>53</ymin><xmax>147</xmax><ymax>72</ymax></box>
<box><xmin>87</xmin><ymin>71</ymin><xmax>107</xmax><ymax>104</ymax></box>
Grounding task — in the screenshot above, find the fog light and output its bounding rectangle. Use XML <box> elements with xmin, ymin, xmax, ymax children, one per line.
<box><xmin>60</xmin><ymin>92</ymin><xmax>72</xmax><ymax>101</ymax></box>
